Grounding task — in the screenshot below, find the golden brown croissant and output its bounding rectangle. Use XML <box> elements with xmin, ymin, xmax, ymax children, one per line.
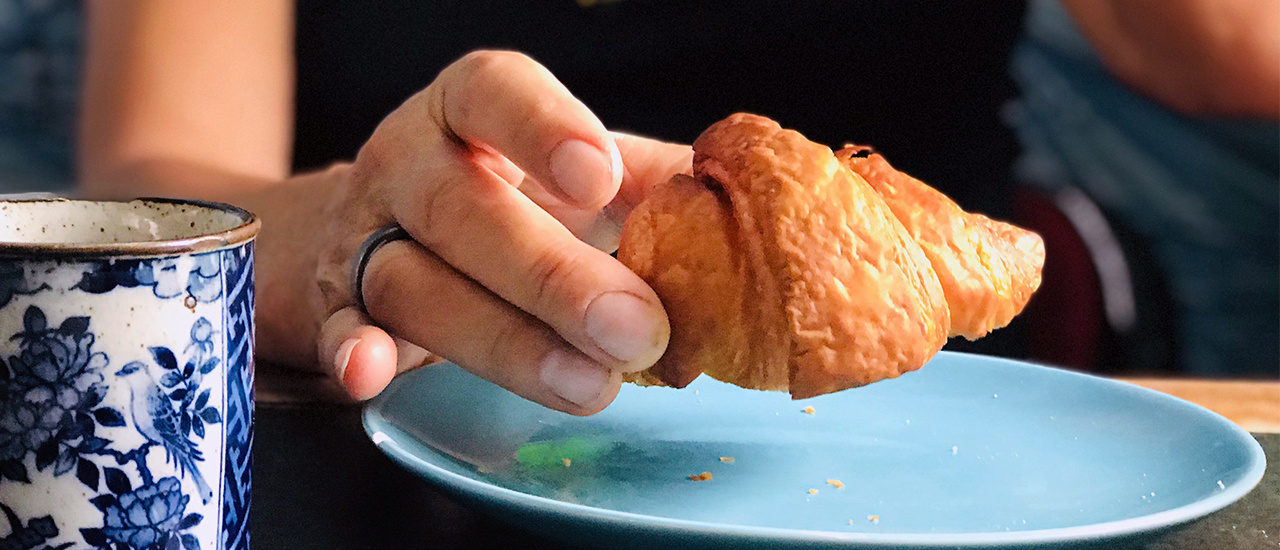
<box><xmin>835</xmin><ymin>146</ymin><xmax>1045</xmax><ymax>339</ymax></box>
<box><xmin>618</xmin><ymin>114</ymin><xmax>1044</xmax><ymax>399</ymax></box>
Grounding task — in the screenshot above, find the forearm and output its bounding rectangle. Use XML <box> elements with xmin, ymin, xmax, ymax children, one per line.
<box><xmin>241</xmin><ymin>166</ymin><xmax>347</xmax><ymax>370</ymax></box>
<box><xmin>1061</xmin><ymin>0</ymin><xmax>1280</xmax><ymax>118</ymax></box>
<box><xmin>79</xmin><ymin>0</ymin><xmax>294</xmax><ymax>198</ymax></box>
<box><xmin>79</xmin><ymin>0</ymin><xmax>311</xmax><ymax>365</ymax></box>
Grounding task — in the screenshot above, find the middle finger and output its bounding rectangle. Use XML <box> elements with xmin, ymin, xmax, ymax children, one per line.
<box><xmin>361</xmin><ymin>240</ymin><xmax>622</xmax><ymax>415</ymax></box>
<box><xmin>390</xmin><ymin>140</ymin><xmax>669</xmax><ymax>373</ymax></box>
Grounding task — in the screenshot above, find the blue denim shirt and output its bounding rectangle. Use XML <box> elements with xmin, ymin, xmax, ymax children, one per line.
<box><xmin>0</xmin><ymin>0</ymin><xmax>80</xmax><ymax>194</ymax></box>
<box><xmin>1006</xmin><ymin>0</ymin><xmax>1279</xmax><ymax>376</ymax></box>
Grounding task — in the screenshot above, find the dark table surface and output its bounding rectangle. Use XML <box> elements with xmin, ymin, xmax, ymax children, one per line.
<box><xmin>252</xmin><ymin>402</ymin><xmax>1278</xmax><ymax>550</ymax></box>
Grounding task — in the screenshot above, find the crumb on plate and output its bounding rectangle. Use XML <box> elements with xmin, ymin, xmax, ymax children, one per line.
<box><xmin>803</xmin><ymin>406</ymin><xmax>816</xmax><ymax>415</ymax></box>
<box><xmin>867</xmin><ymin>515</ymin><xmax>879</xmax><ymax>523</ymax></box>
<box><xmin>808</xmin><ymin>488</ymin><xmax>818</xmax><ymax>495</ymax></box>
<box><xmin>688</xmin><ymin>472</ymin><xmax>713</xmax><ymax>482</ymax></box>
<box><xmin>562</xmin><ymin>458</ymin><xmax>571</xmax><ymax>467</ymax></box>
<box><xmin>826</xmin><ymin>479</ymin><xmax>844</xmax><ymax>489</ymax></box>
<box><xmin>720</xmin><ymin>456</ymin><xmax>735</xmax><ymax>463</ymax></box>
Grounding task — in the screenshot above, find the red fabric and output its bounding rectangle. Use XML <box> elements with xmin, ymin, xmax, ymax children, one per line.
<box><xmin>1012</xmin><ymin>187</ymin><xmax>1105</xmax><ymax>370</ymax></box>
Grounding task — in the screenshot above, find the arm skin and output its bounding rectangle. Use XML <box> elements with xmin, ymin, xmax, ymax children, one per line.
<box><xmin>78</xmin><ymin>1</ymin><xmax>691</xmax><ymax>412</ymax></box>
<box><xmin>80</xmin><ymin>0</ymin><xmax>330</xmax><ymax>371</ymax></box>
<box><xmin>1061</xmin><ymin>0</ymin><xmax>1280</xmax><ymax>119</ymax></box>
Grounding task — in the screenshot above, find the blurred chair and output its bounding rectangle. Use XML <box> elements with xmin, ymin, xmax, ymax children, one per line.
<box><xmin>1012</xmin><ymin>184</ymin><xmax>1178</xmax><ymax>376</ymax></box>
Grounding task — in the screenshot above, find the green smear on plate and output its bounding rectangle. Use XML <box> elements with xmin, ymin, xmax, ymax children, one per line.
<box><xmin>516</xmin><ymin>437</ymin><xmax>611</xmax><ymax>468</ymax></box>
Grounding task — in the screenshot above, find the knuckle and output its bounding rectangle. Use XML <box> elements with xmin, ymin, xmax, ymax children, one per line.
<box><xmin>443</xmin><ymin>50</ymin><xmax>544</xmax><ymax>132</ymax></box>
<box><xmin>410</xmin><ymin>170</ymin><xmax>479</xmax><ymax>250</ymax></box>
<box><xmin>483</xmin><ymin>317</ymin><xmax>522</xmax><ymax>363</ymax></box>
<box><xmin>412</xmin><ymin>181</ymin><xmax>449</xmax><ymax>248</ymax></box>
<box><xmin>528</xmin><ymin>243</ymin><xmax>585</xmax><ymax>313</ymax></box>
<box><xmin>450</xmin><ymin>50</ymin><xmax>524</xmax><ymax>103</ymax></box>
<box><xmin>456</xmin><ymin>50</ymin><xmax>530</xmax><ymax>78</ymax></box>
<box><xmin>451</xmin><ymin>52</ymin><xmax>497</xmax><ymax>99</ymax></box>
<box><xmin>351</xmin><ymin>144</ymin><xmax>390</xmax><ymax>190</ymax></box>
<box><xmin>316</xmin><ymin>260</ymin><xmax>351</xmax><ymax>314</ymax></box>
<box><xmin>510</xmin><ymin>96</ymin><xmax>564</xmax><ymax>145</ymax></box>
<box><xmin>481</xmin><ymin>319</ymin><xmax>538</xmax><ymax>389</ymax></box>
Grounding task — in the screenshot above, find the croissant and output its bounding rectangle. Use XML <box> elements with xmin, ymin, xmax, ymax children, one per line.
<box><xmin>618</xmin><ymin>114</ymin><xmax>1044</xmax><ymax>399</ymax></box>
<box><xmin>835</xmin><ymin>146</ymin><xmax>1045</xmax><ymax>339</ymax></box>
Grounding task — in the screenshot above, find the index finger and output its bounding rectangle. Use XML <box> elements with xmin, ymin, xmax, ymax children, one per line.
<box><xmin>432</xmin><ymin>50</ymin><xmax>623</xmax><ymax>211</ymax></box>
<box><xmin>521</xmin><ymin>132</ymin><xmax>694</xmax><ymax>252</ymax></box>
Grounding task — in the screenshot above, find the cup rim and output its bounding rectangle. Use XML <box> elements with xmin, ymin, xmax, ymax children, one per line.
<box><xmin>0</xmin><ymin>198</ymin><xmax>260</xmax><ymax>259</ymax></box>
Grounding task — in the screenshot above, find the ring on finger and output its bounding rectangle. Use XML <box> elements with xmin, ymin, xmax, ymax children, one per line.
<box><xmin>351</xmin><ymin>225</ymin><xmax>413</xmax><ymax>314</ymax></box>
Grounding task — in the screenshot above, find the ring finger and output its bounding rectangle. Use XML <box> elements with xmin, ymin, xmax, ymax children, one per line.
<box><xmin>360</xmin><ymin>240</ymin><xmax>622</xmax><ymax>415</ymax></box>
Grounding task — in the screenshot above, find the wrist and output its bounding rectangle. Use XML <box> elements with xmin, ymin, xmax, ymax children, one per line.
<box><xmin>242</xmin><ymin>163</ymin><xmax>353</xmax><ymax>370</ymax></box>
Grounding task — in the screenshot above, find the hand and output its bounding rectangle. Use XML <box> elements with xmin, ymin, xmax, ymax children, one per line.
<box><xmin>311</xmin><ymin>51</ymin><xmax>692</xmax><ymax>414</ymax></box>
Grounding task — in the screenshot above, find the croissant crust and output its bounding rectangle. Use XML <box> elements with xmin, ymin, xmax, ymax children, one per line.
<box><xmin>619</xmin><ymin>114</ymin><xmax>1044</xmax><ymax>399</ymax></box>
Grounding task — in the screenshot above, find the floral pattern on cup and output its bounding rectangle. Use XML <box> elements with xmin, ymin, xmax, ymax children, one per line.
<box><xmin>0</xmin><ymin>307</ymin><xmax>217</xmax><ymax>550</ymax></box>
<box><xmin>98</xmin><ymin>476</ymin><xmax>195</xmax><ymax>549</ymax></box>
<box><xmin>0</xmin><ymin>306</ymin><xmax>109</xmax><ymax>483</ymax></box>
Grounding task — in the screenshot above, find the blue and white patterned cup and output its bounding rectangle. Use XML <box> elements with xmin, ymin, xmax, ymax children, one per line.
<box><xmin>0</xmin><ymin>199</ymin><xmax>257</xmax><ymax>550</ymax></box>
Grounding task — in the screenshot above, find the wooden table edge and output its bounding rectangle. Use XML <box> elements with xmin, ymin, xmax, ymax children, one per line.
<box><xmin>1117</xmin><ymin>378</ymin><xmax>1280</xmax><ymax>434</ymax></box>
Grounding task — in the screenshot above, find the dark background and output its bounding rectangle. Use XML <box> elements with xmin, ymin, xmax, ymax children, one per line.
<box><xmin>293</xmin><ymin>0</ymin><xmax>1026</xmax><ymax>215</ymax></box>
<box><xmin>292</xmin><ymin>0</ymin><xmax>1040</xmax><ymax>362</ymax></box>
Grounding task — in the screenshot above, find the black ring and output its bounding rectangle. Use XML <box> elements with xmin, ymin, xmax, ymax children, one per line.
<box><xmin>352</xmin><ymin>225</ymin><xmax>412</xmax><ymax>313</ymax></box>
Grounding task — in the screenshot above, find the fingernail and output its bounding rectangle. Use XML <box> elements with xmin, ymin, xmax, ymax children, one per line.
<box><xmin>541</xmin><ymin>349</ymin><xmax>610</xmax><ymax>407</ymax></box>
<box><xmin>585</xmin><ymin>291</ymin><xmax>664</xmax><ymax>362</ymax></box>
<box><xmin>335</xmin><ymin>338</ymin><xmax>360</xmax><ymax>382</ymax></box>
<box><xmin>550</xmin><ymin>139</ymin><xmax>614</xmax><ymax>206</ymax></box>
<box><xmin>607</xmin><ymin>138</ymin><xmax>624</xmax><ymax>188</ymax></box>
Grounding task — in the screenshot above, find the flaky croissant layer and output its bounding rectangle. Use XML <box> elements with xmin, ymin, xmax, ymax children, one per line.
<box><xmin>618</xmin><ymin>114</ymin><xmax>1044</xmax><ymax>399</ymax></box>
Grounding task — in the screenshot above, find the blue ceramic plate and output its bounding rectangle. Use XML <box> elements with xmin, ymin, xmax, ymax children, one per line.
<box><xmin>363</xmin><ymin>352</ymin><xmax>1265</xmax><ymax>549</ymax></box>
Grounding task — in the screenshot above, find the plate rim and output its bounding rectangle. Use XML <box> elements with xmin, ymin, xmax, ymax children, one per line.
<box><xmin>362</xmin><ymin>352</ymin><xmax>1268</xmax><ymax>547</ymax></box>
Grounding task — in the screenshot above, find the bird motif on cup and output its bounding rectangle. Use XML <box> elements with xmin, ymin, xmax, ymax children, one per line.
<box><xmin>116</xmin><ymin>361</ymin><xmax>213</xmax><ymax>504</ymax></box>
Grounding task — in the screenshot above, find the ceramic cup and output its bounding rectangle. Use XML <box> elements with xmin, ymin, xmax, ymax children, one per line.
<box><xmin>0</xmin><ymin>199</ymin><xmax>257</xmax><ymax>550</ymax></box>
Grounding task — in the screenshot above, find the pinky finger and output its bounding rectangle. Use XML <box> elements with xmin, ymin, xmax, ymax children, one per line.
<box><xmin>320</xmin><ymin>306</ymin><xmax>400</xmax><ymax>401</ymax></box>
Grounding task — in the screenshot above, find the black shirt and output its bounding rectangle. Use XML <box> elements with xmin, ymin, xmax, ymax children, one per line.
<box><xmin>293</xmin><ymin>0</ymin><xmax>1026</xmax><ymax>212</ymax></box>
